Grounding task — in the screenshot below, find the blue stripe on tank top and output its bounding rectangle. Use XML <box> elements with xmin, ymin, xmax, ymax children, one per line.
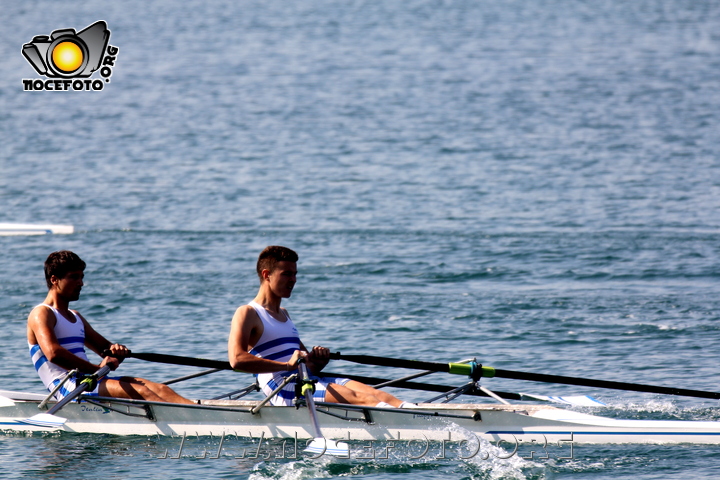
<box><xmin>33</xmin><ymin>356</ymin><xmax>48</xmax><ymax>371</ymax></box>
<box><xmin>276</xmin><ymin>389</ymin><xmax>295</xmax><ymax>400</ymax></box>
<box><xmin>266</xmin><ymin>378</ymin><xmax>295</xmax><ymax>400</ymax></box>
<box><xmin>57</xmin><ymin>336</ymin><xmax>85</xmax><ymax>344</ymax></box>
<box><xmin>263</xmin><ymin>348</ymin><xmax>301</xmax><ymax>361</ymax></box>
<box><xmin>252</xmin><ymin>336</ymin><xmax>301</xmax><ymax>355</ymax></box>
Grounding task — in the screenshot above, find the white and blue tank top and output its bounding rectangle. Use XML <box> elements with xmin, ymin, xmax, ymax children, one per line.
<box><xmin>28</xmin><ymin>304</ymin><xmax>90</xmax><ymax>391</ymax></box>
<box><xmin>249</xmin><ymin>301</ymin><xmax>302</xmax><ymax>405</ymax></box>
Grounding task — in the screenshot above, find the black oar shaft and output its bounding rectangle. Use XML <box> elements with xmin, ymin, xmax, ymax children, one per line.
<box><xmin>322</xmin><ymin>371</ymin><xmax>523</xmax><ymax>401</ymax></box>
<box><xmin>129</xmin><ymin>352</ymin><xmax>234</xmax><ymax>371</ymax></box>
<box><xmin>163</xmin><ymin>368</ymin><xmax>223</xmax><ymax>385</ymax></box>
<box><xmin>330</xmin><ymin>352</ymin><xmax>720</xmax><ymax>401</ymax></box>
<box><xmin>298</xmin><ymin>361</ymin><xmax>324</xmax><ymax>439</ymax></box>
<box><xmin>329</xmin><ymin>353</ymin><xmax>459</xmax><ymax>374</ymax></box>
<box><xmin>129</xmin><ymin>351</ymin><xmax>720</xmax><ymax>401</ymax></box>
<box><xmin>493</xmin><ymin>369</ymin><xmax>720</xmax><ymax>400</ymax></box>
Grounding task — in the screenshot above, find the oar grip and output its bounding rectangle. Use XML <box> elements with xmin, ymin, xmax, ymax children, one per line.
<box><xmin>101</xmin><ymin>349</ymin><xmax>131</xmax><ymax>358</ymax></box>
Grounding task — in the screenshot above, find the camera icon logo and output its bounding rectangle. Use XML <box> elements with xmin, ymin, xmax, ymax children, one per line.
<box><xmin>22</xmin><ymin>21</ymin><xmax>110</xmax><ymax>78</ymax></box>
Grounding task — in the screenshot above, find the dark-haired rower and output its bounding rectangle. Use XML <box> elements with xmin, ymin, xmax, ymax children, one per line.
<box><xmin>27</xmin><ymin>250</ymin><xmax>193</xmax><ymax>404</ymax></box>
<box><xmin>228</xmin><ymin>245</ymin><xmax>412</xmax><ymax>408</ymax></box>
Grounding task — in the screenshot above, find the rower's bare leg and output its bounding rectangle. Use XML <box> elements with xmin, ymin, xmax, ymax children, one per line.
<box><xmin>325</xmin><ymin>380</ymin><xmax>403</xmax><ymax>407</ymax></box>
<box><xmin>344</xmin><ymin>380</ymin><xmax>403</xmax><ymax>406</ymax></box>
<box><xmin>100</xmin><ymin>377</ymin><xmax>194</xmax><ymax>404</ymax></box>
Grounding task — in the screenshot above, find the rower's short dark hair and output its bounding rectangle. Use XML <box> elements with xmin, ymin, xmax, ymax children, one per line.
<box><xmin>257</xmin><ymin>246</ymin><xmax>298</xmax><ymax>280</ymax></box>
<box><xmin>45</xmin><ymin>250</ymin><xmax>86</xmax><ymax>288</ymax></box>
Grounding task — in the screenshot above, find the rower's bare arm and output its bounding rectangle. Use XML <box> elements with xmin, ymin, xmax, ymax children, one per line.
<box><xmin>228</xmin><ymin>306</ymin><xmax>303</xmax><ymax>373</ymax></box>
<box><xmin>27</xmin><ymin>306</ymin><xmax>105</xmax><ymax>374</ymax></box>
<box><xmin>78</xmin><ymin>312</ymin><xmax>111</xmax><ymax>355</ymax></box>
<box><xmin>78</xmin><ymin>313</ymin><xmax>124</xmax><ymax>369</ymax></box>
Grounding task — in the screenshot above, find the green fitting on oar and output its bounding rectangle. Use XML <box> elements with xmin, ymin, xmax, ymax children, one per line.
<box><xmin>301</xmin><ymin>382</ymin><xmax>315</xmax><ymax>397</ymax></box>
<box><xmin>481</xmin><ymin>366</ymin><xmax>496</xmax><ymax>378</ymax></box>
<box><xmin>79</xmin><ymin>375</ymin><xmax>98</xmax><ymax>391</ymax></box>
<box><xmin>448</xmin><ymin>363</ymin><xmax>473</xmax><ymax>376</ymax></box>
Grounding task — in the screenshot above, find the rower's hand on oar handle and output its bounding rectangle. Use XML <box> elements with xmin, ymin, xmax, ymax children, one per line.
<box><xmin>99</xmin><ymin>355</ymin><xmax>121</xmax><ymax>371</ymax></box>
<box><xmin>286</xmin><ymin>350</ymin><xmax>306</xmax><ymax>371</ymax></box>
<box><xmin>307</xmin><ymin>346</ymin><xmax>330</xmax><ymax>374</ymax></box>
<box><xmin>100</xmin><ymin>344</ymin><xmax>130</xmax><ymax>370</ymax></box>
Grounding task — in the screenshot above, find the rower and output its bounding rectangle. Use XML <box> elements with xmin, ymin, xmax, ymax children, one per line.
<box><xmin>228</xmin><ymin>246</ymin><xmax>414</xmax><ymax>408</ymax></box>
<box><xmin>27</xmin><ymin>250</ymin><xmax>194</xmax><ymax>404</ymax></box>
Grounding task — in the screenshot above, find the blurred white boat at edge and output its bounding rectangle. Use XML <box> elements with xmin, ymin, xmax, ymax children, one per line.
<box><xmin>0</xmin><ymin>223</ymin><xmax>74</xmax><ymax>236</ymax></box>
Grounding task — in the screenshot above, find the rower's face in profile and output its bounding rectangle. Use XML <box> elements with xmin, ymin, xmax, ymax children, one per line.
<box><xmin>53</xmin><ymin>270</ymin><xmax>84</xmax><ymax>301</ymax></box>
<box><xmin>268</xmin><ymin>261</ymin><xmax>297</xmax><ymax>298</ymax></box>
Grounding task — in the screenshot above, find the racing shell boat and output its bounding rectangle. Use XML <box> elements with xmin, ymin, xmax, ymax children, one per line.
<box><xmin>2</xmin><ymin>352</ymin><xmax>720</xmax><ymax>446</ymax></box>
<box><xmin>1</xmin><ymin>390</ymin><xmax>720</xmax><ymax>444</ymax></box>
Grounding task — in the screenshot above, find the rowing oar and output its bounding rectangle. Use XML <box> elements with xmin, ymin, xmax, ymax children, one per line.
<box><xmin>329</xmin><ymin>353</ymin><xmax>720</xmax><ymax>401</ymax></box>
<box><xmin>321</xmin><ymin>371</ymin><xmax>523</xmax><ymax>400</ymax></box>
<box><xmin>328</xmin><ymin>352</ymin><xmax>484</xmax><ymax>379</ymax></box>
<box><xmin>127</xmin><ymin>352</ymin><xmax>525</xmax><ymax>401</ymax></box>
<box><xmin>19</xmin><ymin>365</ymin><xmax>112</xmax><ymax>428</ymax></box>
<box><xmin>321</xmin><ymin>371</ymin><xmax>604</xmax><ymax>406</ymax></box>
<box><xmin>125</xmin><ymin>352</ymin><xmax>601</xmax><ymax>405</ymax></box>
<box><xmin>126</xmin><ymin>352</ymin><xmax>234</xmax><ymax>370</ymax></box>
<box><xmin>297</xmin><ymin>359</ymin><xmax>349</xmax><ymax>457</ymax></box>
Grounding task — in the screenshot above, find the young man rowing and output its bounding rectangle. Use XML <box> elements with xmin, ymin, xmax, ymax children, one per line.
<box><xmin>228</xmin><ymin>245</ymin><xmax>411</xmax><ymax>408</ymax></box>
<box><xmin>27</xmin><ymin>250</ymin><xmax>193</xmax><ymax>404</ymax></box>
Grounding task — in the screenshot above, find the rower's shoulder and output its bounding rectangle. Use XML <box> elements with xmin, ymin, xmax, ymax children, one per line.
<box><xmin>27</xmin><ymin>304</ymin><xmax>58</xmax><ymax>334</ymax></box>
<box><xmin>230</xmin><ymin>305</ymin><xmax>264</xmax><ymax>343</ymax></box>
<box><xmin>233</xmin><ymin>304</ymin><xmax>261</xmax><ymax>323</ymax></box>
<box><xmin>28</xmin><ymin>304</ymin><xmax>53</xmax><ymax>321</ymax></box>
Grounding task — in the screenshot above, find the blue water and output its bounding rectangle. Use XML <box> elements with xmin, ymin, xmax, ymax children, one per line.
<box><xmin>2</xmin><ymin>0</ymin><xmax>720</xmax><ymax>478</ymax></box>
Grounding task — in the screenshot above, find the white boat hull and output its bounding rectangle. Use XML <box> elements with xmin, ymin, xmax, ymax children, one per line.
<box><xmin>0</xmin><ymin>223</ymin><xmax>74</xmax><ymax>236</ymax></box>
<box><xmin>1</xmin><ymin>390</ymin><xmax>719</xmax><ymax>444</ymax></box>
